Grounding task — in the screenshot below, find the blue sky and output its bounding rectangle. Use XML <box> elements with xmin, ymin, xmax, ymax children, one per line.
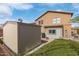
<box><xmin>0</xmin><ymin>3</ymin><xmax>79</xmax><ymax>24</ymax></box>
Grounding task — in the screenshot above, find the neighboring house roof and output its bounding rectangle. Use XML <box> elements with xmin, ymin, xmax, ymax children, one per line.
<box><xmin>72</xmin><ymin>27</ymin><xmax>79</xmax><ymax>29</ymax></box>
<box><xmin>35</xmin><ymin>11</ymin><xmax>73</xmax><ymax>21</ymax></box>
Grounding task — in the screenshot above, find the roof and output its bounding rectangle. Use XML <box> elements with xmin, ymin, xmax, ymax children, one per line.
<box><xmin>3</xmin><ymin>21</ymin><xmax>41</xmax><ymax>27</ymax></box>
<box><xmin>35</xmin><ymin>11</ymin><xmax>73</xmax><ymax>21</ymax></box>
<box><xmin>3</xmin><ymin>21</ymin><xmax>17</xmax><ymax>27</ymax></box>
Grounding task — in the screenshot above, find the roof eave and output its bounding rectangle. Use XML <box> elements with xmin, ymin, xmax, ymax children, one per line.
<box><xmin>35</xmin><ymin>11</ymin><xmax>73</xmax><ymax>21</ymax></box>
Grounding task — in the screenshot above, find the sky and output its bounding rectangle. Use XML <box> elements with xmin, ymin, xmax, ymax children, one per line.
<box><xmin>0</xmin><ymin>3</ymin><xmax>79</xmax><ymax>25</ymax></box>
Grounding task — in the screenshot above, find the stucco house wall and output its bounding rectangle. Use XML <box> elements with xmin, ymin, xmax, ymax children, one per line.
<box><xmin>45</xmin><ymin>27</ymin><xmax>63</xmax><ymax>39</ymax></box>
<box><xmin>72</xmin><ymin>28</ymin><xmax>79</xmax><ymax>35</ymax></box>
<box><xmin>77</xmin><ymin>29</ymin><xmax>79</xmax><ymax>34</ymax></box>
<box><xmin>64</xmin><ymin>25</ymin><xmax>72</xmax><ymax>38</ymax></box>
<box><xmin>34</xmin><ymin>11</ymin><xmax>73</xmax><ymax>38</ymax></box>
<box><xmin>35</xmin><ymin>12</ymin><xmax>72</xmax><ymax>26</ymax></box>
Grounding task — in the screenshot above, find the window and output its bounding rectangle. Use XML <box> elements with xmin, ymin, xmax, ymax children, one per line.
<box><xmin>42</xmin><ymin>33</ymin><xmax>46</xmax><ymax>38</ymax></box>
<box><xmin>52</xmin><ymin>30</ymin><xmax>56</xmax><ymax>34</ymax></box>
<box><xmin>41</xmin><ymin>20</ymin><xmax>43</xmax><ymax>24</ymax></box>
<box><xmin>49</xmin><ymin>30</ymin><xmax>52</xmax><ymax>33</ymax></box>
<box><xmin>49</xmin><ymin>30</ymin><xmax>56</xmax><ymax>34</ymax></box>
<box><xmin>39</xmin><ymin>20</ymin><xmax>43</xmax><ymax>24</ymax></box>
<box><xmin>65</xmin><ymin>30</ymin><xmax>67</xmax><ymax>32</ymax></box>
<box><xmin>52</xmin><ymin>17</ymin><xmax>61</xmax><ymax>24</ymax></box>
<box><xmin>39</xmin><ymin>21</ymin><xmax>41</xmax><ymax>24</ymax></box>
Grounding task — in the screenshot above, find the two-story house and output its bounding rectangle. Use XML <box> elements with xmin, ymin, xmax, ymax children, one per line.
<box><xmin>34</xmin><ymin>11</ymin><xmax>73</xmax><ymax>39</ymax></box>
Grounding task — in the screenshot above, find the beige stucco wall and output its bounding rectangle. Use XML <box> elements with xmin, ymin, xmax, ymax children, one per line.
<box><xmin>45</xmin><ymin>27</ymin><xmax>63</xmax><ymax>39</ymax></box>
<box><xmin>18</xmin><ymin>23</ymin><xmax>41</xmax><ymax>54</ymax></box>
<box><xmin>63</xmin><ymin>25</ymin><xmax>71</xmax><ymax>38</ymax></box>
<box><xmin>77</xmin><ymin>29</ymin><xmax>79</xmax><ymax>34</ymax></box>
<box><xmin>71</xmin><ymin>28</ymin><xmax>79</xmax><ymax>35</ymax></box>
<box><xmin>35</xmin><ymin>12</ymin><xmax>71</xmax><ymax>26</ymax></box>
<box><xmin>3</xmin><ymin>22</ymin><xmax>18</xmax><ymax>54</ymax></box>
<box><xmin>35</xmin><ymin>12</ymin><xmax>72</xmax><ymax>38</ymax></box>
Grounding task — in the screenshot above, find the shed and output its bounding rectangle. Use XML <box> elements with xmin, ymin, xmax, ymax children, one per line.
<box><xmin>3</xmin><ymin>21</ymin><xmax>41</xmax><ymax>54</ymax></box>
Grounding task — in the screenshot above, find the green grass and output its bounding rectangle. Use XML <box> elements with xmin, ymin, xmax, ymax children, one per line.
<box><xmin>30</xmin><ymin>39</ymin><xmax>79</xmax><ymax>56</ymax></box>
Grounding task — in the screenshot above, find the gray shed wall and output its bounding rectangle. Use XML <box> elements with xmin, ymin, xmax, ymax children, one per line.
<box><xmin>18</xmin><ymin>23</ymin><xmax>41</xmax><ymax>54</ymax></box>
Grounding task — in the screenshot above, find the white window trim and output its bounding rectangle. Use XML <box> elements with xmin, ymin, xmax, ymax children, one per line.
<box><xmin>52</xmin><ymin>17</ymin><xmax>61</xmax><ymax>24</ymax></box>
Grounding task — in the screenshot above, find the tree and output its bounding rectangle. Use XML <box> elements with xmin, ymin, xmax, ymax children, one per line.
<box><xmin>72</xmin><ymin>16</ymin><xmax>79</xmax><ymax>22</ymax></box>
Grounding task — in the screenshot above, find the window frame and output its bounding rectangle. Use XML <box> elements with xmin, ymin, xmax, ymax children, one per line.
<box><xmin>52</xmin><ymin>17</ymin><xmax>61</xmax><ymax>24</ymax></box>
<box><xmin>49</xmin><ymin>30</ymin><xmax>56</xmax><ymax>34</ymax></box>
<box><xmin>38</xmin><ymin>20</ymin><xmax>43</xmax><ymax>24</ymax></box>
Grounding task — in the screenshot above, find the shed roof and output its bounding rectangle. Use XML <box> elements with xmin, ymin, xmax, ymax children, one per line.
<box><xmin>3</xmin><ymin>21</ymin><xmax>41</xmax><ymax>27</ymax></box>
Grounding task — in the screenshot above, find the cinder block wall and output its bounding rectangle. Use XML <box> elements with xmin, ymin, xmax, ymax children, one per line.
<box><xmin>18</xmin><ymin>23</ymin><xmax>41</xmax><ymax>54</ymax></box>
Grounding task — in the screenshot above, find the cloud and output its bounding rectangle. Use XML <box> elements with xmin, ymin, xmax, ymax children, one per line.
<box><xmin>39</xmin><ymin>3</ymin><xmax>64</xmax><ymax>7</ymax></box>
<box><xmin>55</xmin><ymin>9</ymin><xmax>63</xmax><ymax>11</ymax></box>
<box><xmin>72</xmin><ymin>3</ymin><xmax>79</xmax><ymax>8</ymax></box>
<box><xmin>0</xmin><ymin>18</ymin><xmax>34</xmax><ymax>24</ymax></box>
<box><xmin>23</xmin><ymin>20</ymin><xmax>34</xmax><ymax>23</ymax></box>
<box><xmin>0</xmin><ymin>3</ymin><xmax>33</xmax><ymax>17</ymax></box>
<box><xmin>38</xmin><ymin>8</ymin><xmax>46</xmax><ymax>12</ymax></box>
<box><xmin>40</xmin><ymin>3</ymin><xmax>57</xmax><ymax>6</ymax></box>
<box><xmin>0</xmin><ymin>18</ymin><xmax>16</xmax><ymax>24</ymax></box>
<box><xmin>38</xmin><ymin>3</ymin><xmax>65</xmax><ymax>12</ymax></box>
<box><xmin>71</xmin><ymin>4</ymin><xmax>79</xmax><ymax>17</ymax></box>
<box><xmin>19</xmin><ymin>18</ymin><xmax>34</xmax><ymax>23</ymax></box>
<box><xmin>9</xmin><ymin>3</ymin><xmax>33</xmax><ymax>10</ymax></box>
<box><xmin>0</xmin><ymin>4</ymin><xmax>12</xmax><ymax>17</ymax></box>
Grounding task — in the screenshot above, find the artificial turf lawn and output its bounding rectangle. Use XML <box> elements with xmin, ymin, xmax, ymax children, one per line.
<box><xmin>30</xmin><ymin>39</ymin><xmax>79</xmax><ymax>56</ymax></box>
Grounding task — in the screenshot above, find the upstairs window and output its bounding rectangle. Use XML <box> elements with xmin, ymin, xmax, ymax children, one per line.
<box><xmin>41</xmin><ymin>20</ymin><xmax>43</xmax><ymax>24</ymax></box>
<box><xmin>39</xmin><ymin>20</ymin><xmax>43</xmax><ymax>24</ymax></box>
<box><xmin>39</xmin><ymin>21</ymin><xmax>41</xmax><ymax>24</ymax></box>
<box><xmin>52</xmin><ymin>17</ymin><xmax>61</xmax><ymax>24</ymax></box>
